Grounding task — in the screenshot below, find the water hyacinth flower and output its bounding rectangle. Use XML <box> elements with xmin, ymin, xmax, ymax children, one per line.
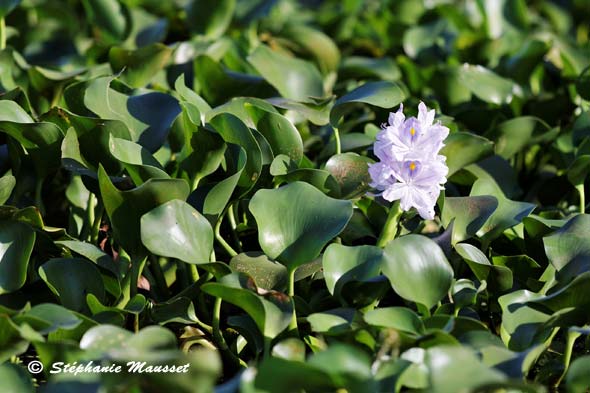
<box><xmin>369</xmin><ymin>102</ymin><xmax>449</xmax><ymax>220</ymax></box>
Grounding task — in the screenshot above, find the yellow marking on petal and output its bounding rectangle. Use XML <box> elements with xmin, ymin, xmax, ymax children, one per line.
<box><xmin>409</xmin><ymin>162</ymin><xmax>416</xmax><ymax>171</ymax></box>
<box><xmin>410</xmin><ymin>127</ymin><xmax>416</xmax><ymax>136</ymax></box>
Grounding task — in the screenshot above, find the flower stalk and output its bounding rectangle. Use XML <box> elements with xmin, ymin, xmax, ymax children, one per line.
<box><xmin>376</xmin><ymin>200</ymin><xmax>402</xmax><ymax>247</ymax></box>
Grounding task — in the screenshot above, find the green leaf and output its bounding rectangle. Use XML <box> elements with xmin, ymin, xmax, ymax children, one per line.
<box><xmin>209</xmin><ymin>113</ymin><xmax>262</xmax><ymax>188</ymax></box>
<box><xmin>140</xmin><ymin>200</ymin><xmax>213</xmax><ymax>264</ymax></box>
<box><xmin>425</xmin><ymin>346</ymin><xmax>506</xmax><ymax>393</ymax></box>
<box><xmin>567</xmin><ymin>355</ymin><xmax>590</xmax><ymax>393</ymax></box>
<box><xmin>567</xmin><ymin>155</ymin><xmax>590</xmax><ymax>186</ymax></box>
<box><xmin>330</xmin><ymin>81</ymin><xmax>406</xmax><ymax>126</ymax></box>
<box><xmin>81</xmin><ymin>0</ymin><xmax>130</xmax><ymax>44</ymax></box>
<box><xmin>39</xmin><ymin>258</ymin><xmax>106</xmax><ymax>314</ymax></box>
<box><xmin>440</xmin><ymin>132</ymin><xmax>494</xmax><ymax>176</ymax></box>
<box><xmin>322</xmin><ymin>244</ymin><xmax>384</xmax><ymax>306</ymax></box>
<box><xmin>544</xmin><ymin>214</ymin><xmax>590</xmax><ymax>277</ymax></box>
<box><xmin>229</xmin><ymin>252</ymin><xmax>288</xmax><ymax>291</ymax></box>
<box><xmin>187</xmin><ymin>0</ymin><xmax>236</xmax><ymax>39</ymax></box>
<box><xmin>364</xmin><ymin>307</ymin><xmax>425</xmax><ymax>336</ymax></box>
<box><xmin>441</xmin><ymin>195</ymin><xmax>498</xmax><ymax>244</ymax></box>
<box><xmin>498</xmin><ymin>290</ymin><xmax>552</xmax><ymax>351</ymax></box>
<box><xmin>0</xmin><ymin>174</ymin><xmax>15</xmax><ymax>205</ymax></box>
<box><xmin>0</xmin><ymin>221</ymin><xmax>35</xmax><ymax>294</ymax></box>
<box><xmin>248</xmin><ymin>44</ymin><xmax>324</xmax><ymax>101</ymax></box>
<box><xmin>82</xmin><ymin>0</ymin><xmax>131</xmax><ymax>44</ymax></box>
<box><xmin>458</xmin><ymin>64</ymin><xmax>520</xmax><ymax>105</ymax></box>
<box><xmin>486</xmin><ymin>117</ymin><xmax>555</xmax><ymax>159</ymax></box>
<box><xmin>381</xmin><ymin>234</ymin><xmax>453</xmax><ymax>309</ymax></box>
<box><xmin>201</xmin><ymin>272</ymin><xmax>293</xmax><ymax>339</ymax></box>
<box><xmin>98</xmin><ymin>165</ymin><xmax>190</xmax><ymax>257</ymax></box>
<box><xmin>0</xmin><ymin>363</ymin><xmax>34</xmax><ymax>393</ymax></box>
<box><xmin>470</xmin><ymin>179</ymin><xmax>535</xmax><ymax>244</ymax></box>
<box><xmin>109</xmin><ymin>44</ymin><xmax>172</xmax><ymax>88</ymax></box>
<box><xmin>109</xmin><ymin>137</ymin><xmax>169</xmax><ymax>185</ymax></box>
<box><xmin>307</xmin><ymin>308</ymin><xmax>355</xmax><ymax>335</ymax></box>
<box><xmin>324</xmin><ymin>153</ymin><xmax>374</xmax><ymax>199</ymax></box>
<box><xmin>455</xmin><ymin>243</ymin><xmax>513</xmax><ymax>293</ymax></box>
<box><xmin>249</xmin><ymin>181</ymin><xmax>353</xmax><ymax>270</ymax></box>
<box><xmin>280</xmin><ymin>24</ymin><xmax>341</xmax><ymax>74</ymax></box>
<box><xmin>249</xmin><ymin>108</ymin><xmax>304</xmax><ymax>164</ymax></box>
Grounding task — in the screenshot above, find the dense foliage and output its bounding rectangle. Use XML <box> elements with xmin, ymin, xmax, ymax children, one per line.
<box><xmin>1</xmin><ymin>0</ymin><xmax>590</xmax><ymax>392</ymax></box>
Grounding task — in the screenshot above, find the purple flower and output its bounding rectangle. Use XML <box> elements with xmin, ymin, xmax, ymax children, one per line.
<box><xmin>369</xmin><ymin>102</ymin><xmax>449</xmax><ymax>220</ymax></box>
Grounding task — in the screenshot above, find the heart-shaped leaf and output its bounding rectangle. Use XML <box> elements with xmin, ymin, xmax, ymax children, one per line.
<box><xmin>140</xmin><ymin>199</ymin><xmax>213</xmax><ymax>264</ymax></box>
<box><xmin>381</xmin><ymin>235</ymin><xmax>453</xmax><ymax>309</ymax></box>
<box><xmin>249</xmin><ymin>181</ymin><xmax>353</xmax><ymax>270</ymax></box>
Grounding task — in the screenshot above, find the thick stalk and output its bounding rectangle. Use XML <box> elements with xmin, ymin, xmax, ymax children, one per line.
<box><xmin>287</xmin><ymin>268</ymin><xmax>298</xmax><ymax>332</ymax></box>
<box><xmin>215</xmin><ymin>209</ymin><xmax>238</xmax><ymax>257</ymax></box>
<box><xmin>576</xmin><ymin>184</ymin><xmax>585</xmax><ymax>214</ymax></box>
<box><xmin>90</xmin><ymin>202</ymin><xmax>104</xmax><ymax>245</ymax></box>
<box><xmin>376</xmin><ymin>201</ymin><xmax>403</xmax><ymax>247</ymax></box>
<box><xmin>333</xmin><ymin>126</ymin><xmax>341</xmax><ymax>155</ymax></box>
<box><xmin>0</xmin><ymin>17</ymin><xmax>6</xmax><ymax>50</ymax></box>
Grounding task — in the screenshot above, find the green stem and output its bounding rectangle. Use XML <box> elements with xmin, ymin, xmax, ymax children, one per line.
<box><xmin>555</xmin><ymin>330</ymin><xmax>581</xmax><ymax>388</ymax></box>
<box><xmin>189</xmin><ymin>264</ymin><xmax>200</xmax><ymax>283</ymax></box>
<box><xmin>376</xmin><ymin>201</ymin><xmax>403</xmax><ymax>248</ymax></box>
<box><xmin>333</xmin><ymin>126</ymin><xmax>341</xmax><ymax>155</ymax></box>
<box><xmin>90</xmin><ymin>202</ymin><xmax>104</xmax><ymax>245</ymax></box>
<box><xmin>0</xmin><ymin>17</ymin><xmax>6</xmax><ymax>50</ymax></box>
<box><xmin>287</xmin><ymin>268</ymin><xmax>298</xmax><ymax>332</ymax></box>
<box><xmin>215</xmin><ymin>209</ymin><xmax>238</xmax><ymax>257</ymax></box>
<box><xmin>576</xmin><ymin>184</ymin><xmax>585</xmax><ymax>214</ymax></box>
<box><xmin>176</xmin><ymin>260</ymin><xmax>190</xmax><ymax>289</ymax></box>
<box><xmin>263</xmin><ymin>337</ymin><xmax>272</xmax><ymax>359</ymax></box>
<box><xmin>227</xmin><ymin>203</ymin><xmax>242</xmax><ymax>252</ymax></box>
<box><xmin>212</xmin><ymin>297</ymin><xmax>243</xmax><ymax>368</ymax></box>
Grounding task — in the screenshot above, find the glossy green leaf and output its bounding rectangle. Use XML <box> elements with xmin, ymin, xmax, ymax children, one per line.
<box><xmin>81</xmin><ymin>0</ymin><xmax>130</xmax><ymax>44</ymax></box>
<box><xmin>140</xmin><ymin>199</ymin><xmax>213</xmax><ymax>264</ymax></box>
<box><xmin>98</xmin><ymin>165</ymin><xmax>190</xmax><ymax>257</ymax></box>
<box><xmin>248</xmin><ymin>44</ymin><xmax>324</xmax><ymax>101</ymax></box>
<box><xmin>201</xmin><ymin>272</ymin><xmax>293</xmax><ymax>339</ymax></box>
<box><xmin>0</xmin><ymin>220</ymin><xmax>35</xmax><ymax>294</ymax></box>
<box><xmin>322</xmin><ymin>243</ymin><xmax>384</xmax><ymax>305</ymax></box>
<box><xmin>0</xmin><ymin>363</ymin><xmax>34</xmax><ymax>393</ymax></box>
<box><xmin>470</xmin><ymin>179</ymin><xmax>535</xmax><ymax>244</ymax></box>
<box><xmin>249</xmin><ymin>181</ymin><xmax>353</xmax><ymax>270</ymax></box>
<box><xmin>0</xmin><ymin>174</ymin><xmax>15</xmax><ymax>205</ymax></box>
<box><xmin>364</xmin><ymin>307</ymin><xmax>425</xmax><ymax>336</ymax></box>
<box><xmin>324</xmin><ymin>153</ymin><xmax>374</xmax><ymax>199</ymax></box>
<box><xmin>109</xmin><ymin>43</ymin><xmax>172</xmax><ymax>88</ymax></box>
<box><xmin>486</xmin><ymin>117</ymin><xmax>554</xmax><ymax>159</ymax></box>
<box><xmin>425</xmin><ymin>346</ymin><xmax>506</xmax><ymax>393</ymax></box>
<box><xmin>441</xmin><ymin>195</ymin><xmax>498</xmax><ymax>244</ymax></box>
<box><xmin>455</xmin><ymin>243</ymin><xmax>513</xmax><ymax>293</ymax></box>
<box><xmin>330</xmin><ymin>81</ymin><xmax>406</xmax><ymax>126</ymax></box>
<box><xmin>440</xmin><ymin>132</ymin><xmax>494</xmax><ymax>176</ymax></box>
<box><xmin>229</xmin><ymin>252</ymin><xmax>288</xmax><ymax>291</ymax></box>
<box><xmin>567</xmin><ymin>355</ymin><xmax>590</xmax><ymax>393</ymax></box>
<box><xmin>187</xmin><ymin>0</ymin><xmax>235</xmax><ymax>39</ymax></box>
<box><xmin>39</xmin><ymin>258</ymin><xmax>106</xmax><ymax>314</ymax></box>
<box><xmin>458</xmin><ymin>64</ymin><xmax>520</xmax><ymax>105</ymax></box>
<box><xmin>381</xmin><ymin>235</ymin><xmax>454</xmax><ymax>309</ymax></box>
